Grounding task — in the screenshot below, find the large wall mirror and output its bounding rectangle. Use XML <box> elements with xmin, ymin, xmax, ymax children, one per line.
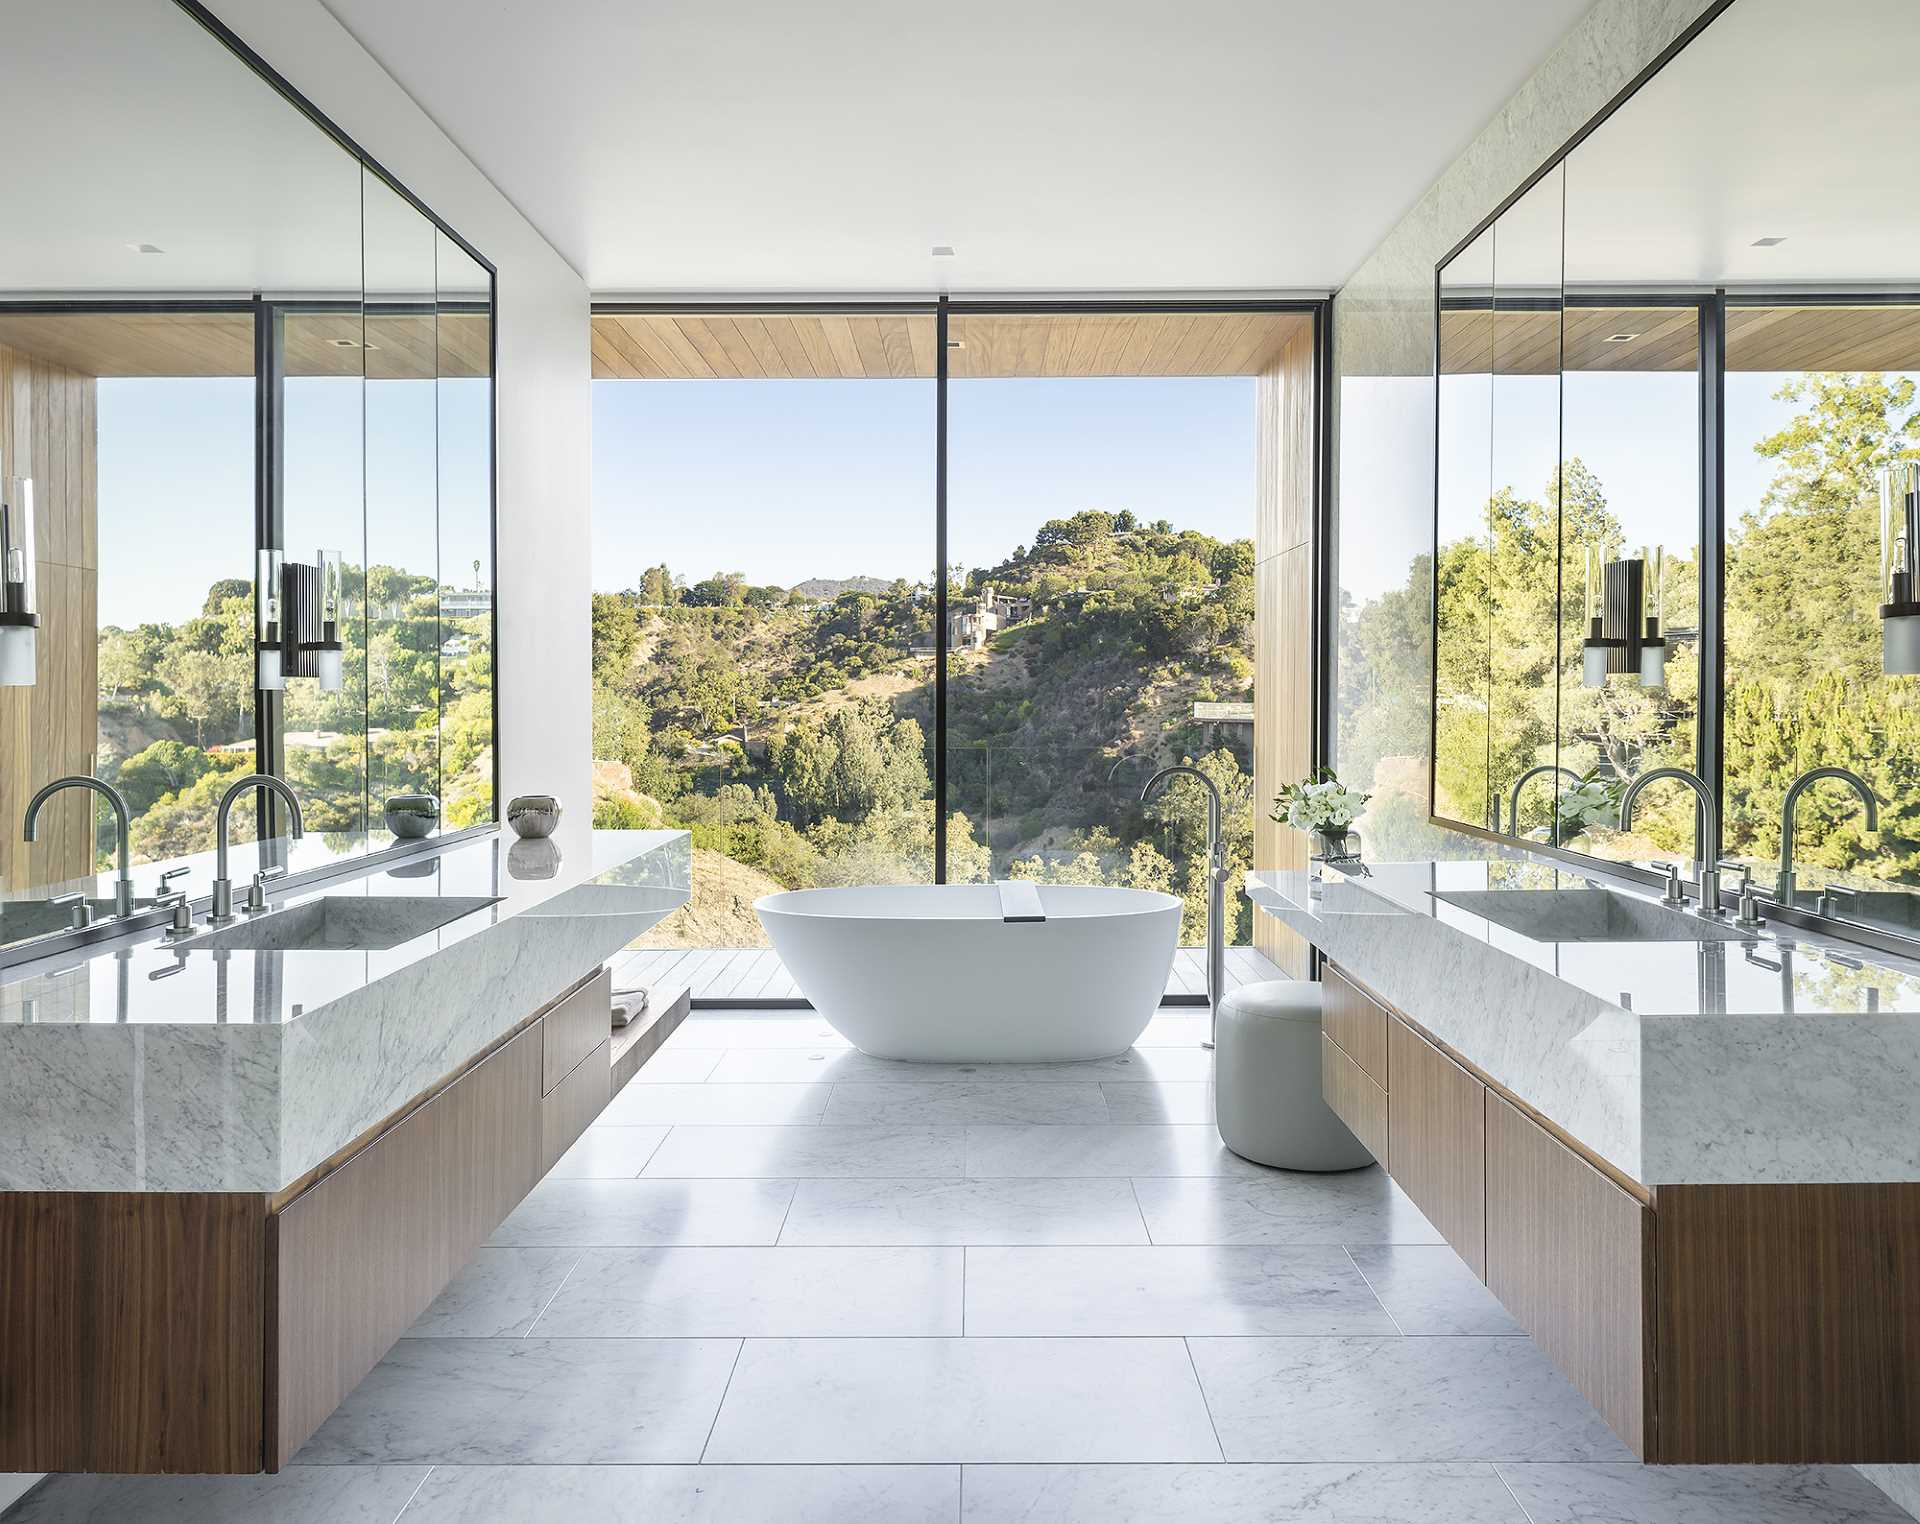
<box><xmin>0</xmin><ymin>0</ymin><xmax>495</xmax><ymax>956</ymax></box>
<box><xmin>1433</xmin><ymin>0</ymin><xmax>1920</xmax><ymax>940</ymax></box>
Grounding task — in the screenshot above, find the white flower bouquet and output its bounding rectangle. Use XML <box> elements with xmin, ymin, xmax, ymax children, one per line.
<box><xmin>1555</xmin><ymin>770</ymin><xmax>1623</xmax><ymax>838</ymax></box>
<box><xmin>1272</xmin><ymin>770</ymin><xmax>1370</xmax><ymax>836</ymax></box>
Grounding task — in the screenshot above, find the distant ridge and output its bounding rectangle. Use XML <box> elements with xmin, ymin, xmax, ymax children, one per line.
<box><xmin>788</xmin><ymin>575</ymin><xmax>894</xmax><ymax>599</ymax></box>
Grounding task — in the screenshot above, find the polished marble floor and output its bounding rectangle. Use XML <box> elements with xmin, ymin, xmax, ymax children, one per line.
<box><xmin>6</xmin><ymin>1004</ymin><xmax>1911</xmax><ymax>1523</ymax></box>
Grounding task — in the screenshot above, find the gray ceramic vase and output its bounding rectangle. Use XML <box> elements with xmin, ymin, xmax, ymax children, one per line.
<box><xmin>384</xmin><ymin>793</ymin><xmax>440</xmax><ymax>839</ymax></box>
<box><xmin>507</xmin><ymin>794</ymin><xmax>562</xmax><ymax>839</ymax></box>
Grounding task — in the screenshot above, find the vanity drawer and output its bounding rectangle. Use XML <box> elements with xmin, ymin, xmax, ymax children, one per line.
<box><xmin>541</xmin><ymin>1037</ymin><xmax>611</xmax><ymax>1174</ymax></box>
<box><xmin>1322</xmin><ymin>1033</ymin><xmax>1388</xmax><ymax>1165</ymax></box>
<box><xmin>543</xmin><ymin>967</ymin><xmax>613</xmax><ymax>1095</ymax></box>
<box><xmin>1387</xmin><ymin>1015</ymin><xmax>1487</xmax><ymax>1278</ymax></box>
<box><xmin>1321</xmin><ymin>962</ymin><xmax>1387</xmax><ymax>1085</ymax></box>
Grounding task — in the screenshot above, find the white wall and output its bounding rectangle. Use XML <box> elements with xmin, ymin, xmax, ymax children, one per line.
<box><xmin>206</xmin><ymin>0</ymin><xmax>595</xmax><ymax>827</ymax></box>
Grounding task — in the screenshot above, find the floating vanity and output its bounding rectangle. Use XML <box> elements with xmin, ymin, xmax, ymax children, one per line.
<box><xmin>0</xmin><ymin>827</ymin><xmax>690</xmax><ymax>1474</ymax></box>
<box><xmin>1251</xmin><ymin>858</ymin><xmax>1920</xmax><ymax>1467</ymax></box>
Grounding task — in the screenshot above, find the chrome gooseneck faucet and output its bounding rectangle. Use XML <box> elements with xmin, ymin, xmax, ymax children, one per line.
<box><xmin>24</xmin><ymin>776</ymin><xmax>136</xmax><ymax>918</ymax></box>
<box><xmin>1777</xmin><ymin>766</ymin><xmax>1877</xmax><ymax>908</ymax></box>
<box><xmin>1507</xmin><ymin>764</ymin><xmax>1581</xmax><ymax>840</ymax></box>
<box><xmin>1142</xmin><ymin>765</ymin><xmax>1225</xmax><ymax>1047</ymax></box>
<box><xmin>211</xmin><ymin>774</ymin><xmax>305</xmax><ymax>924</ymax></box>
<box><xmin>1618</xmin><ymin>767</ymin><xmax>1722</xmax><ymax>915</ymax></box>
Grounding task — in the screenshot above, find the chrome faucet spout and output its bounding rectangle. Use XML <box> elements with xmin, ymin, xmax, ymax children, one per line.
<box><xmin>1507</xmin><ymin>764</ymin><xmax>1581</xmax><ymax>839</ymax></box>
<box><xmin>1777</xmin><ymin>766</ymin><xmax>1878</xmax><ymax>909</ymax></box>
<box><xmin>1142</xmin><ymin>765</ymin><xmax>1225</xmax><ymax>1045</ymax></box>
<box><xmin>24</xmin><ymin>776</ymin><xmax>135</xmax><ymax>917</ymax></box>
<box><xmin>1618</xmin><ymin>767</ymin><xmax>1722</xmax><ymax>915</ymax></box>
<box><xmin>211</xmin><ymin>775</ymin><xmax>305</xmax><ymax>923</ymax></box>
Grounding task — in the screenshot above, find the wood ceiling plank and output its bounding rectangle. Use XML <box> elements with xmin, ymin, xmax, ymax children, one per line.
<box><xmin>729</xmin><ymin>315</ymin><xmax>790</xmax><ymax>378</ymax></box>
<box><xmin>788</xmin><ymin>315</ymin><xmax>842</xmax><ymax>378</ymax></box>
<box><xmin>906</xmin><ymin>316</ymin><xmax>936</xmax><ymax>379</ymax></box>
<box><xmin>700</xmin><ymin>315</ymin><xmax>768</xmax><ymax>378</ymax></box>
<box><xmin>877</xmin><ymin>316</ymin><xmax>917</xmax><ymax>378</ymax></box>
<box><xmin>672</xmin><ymin>317</ymin><xmax>743</xmax><ymax>379</ymax></box>
<box><xmin>816</xmin><ymin>314</ymin><xmax>864</xmax><ymax>378</ymax></box>
<box><xmin>617</xmin><ymin>316</ymin><xmax>709</xmax><ymax>380</ymax></box>
<box><xmin>590</xmin><ymin>326</ymin><xmax>630</xmax><ymax>379</ymax></box>
<box><xmin>846</xmin><ymin>316</ymin><xmax>892</xmax><ymax>376</ymax></box>
<box><xmin>760</xmin><ymin>316</ymin><xmax>816</xmax><ymax>378</ymax></box>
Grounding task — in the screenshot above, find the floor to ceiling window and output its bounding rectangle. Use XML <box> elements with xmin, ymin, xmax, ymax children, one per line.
<box><xmin>590</xmin><ymin>303</ymin><xmax>1310</xmax><ymax>976</ymax></box>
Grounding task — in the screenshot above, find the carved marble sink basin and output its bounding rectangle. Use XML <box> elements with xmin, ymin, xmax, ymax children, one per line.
<box><xmin>1432</xmin><ymin>887</ymin><xmax>1746</xmax><ymax>943</ymax></box>
<box><xmin>190</xmin><ymin>895</ymin><xmax>501</xmax><ymax>952</ymax></box>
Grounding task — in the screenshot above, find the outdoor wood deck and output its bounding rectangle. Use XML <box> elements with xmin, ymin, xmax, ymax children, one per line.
<box><xmin>613</xmin><ymin>944</ymin><xmax>1287</xmax><ymax>1004</ymax></box>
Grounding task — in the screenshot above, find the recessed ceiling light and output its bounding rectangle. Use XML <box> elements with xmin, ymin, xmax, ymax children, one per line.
<box><xmin>1603</xmin><ymin>332</ymin><xmax>1640</xmax><ymax>344</ymax></box>
<box><xmin>946</xmin><ymin>339</ymin><xmax>967</xmax><ymax>350</ymax></box>
<box><xmin>126</xmin><ymin>242</ymin><xmax>164</xmax><ymax>254</ymax></box>
<box><xmin>930</xmin><ymin>245</ymin><xmax>956</xmax><ymax>257</ymax></box>
<box><xmin>1751</xmin><ymin>236</ymin><xmax>1788</xmax><ymax>247</ymax></box>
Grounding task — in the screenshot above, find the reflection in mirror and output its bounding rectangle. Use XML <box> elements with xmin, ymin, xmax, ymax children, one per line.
<box><xmin>1487</xmin><ymin>168</ymin><xmax>1564</xmax><ymax>845</ymax></box>
<box><xmin>1434</xmin><ymin>227</ymin><xmax>1494</xmax><ymax>829</ymax></box>
<box><xmin>364</xmin><ymin>170</ymin><xmax>442</xmax><ymax>838</ymax></box>
<box><xmin>435</xmin><ymin>232</ymin><xmax>495</xmax><ymax>828</ymax></box>
<box><xmin>0</xmin><ymin>0</ymin><xmax>494</xmax><ymax>959</ymax></box>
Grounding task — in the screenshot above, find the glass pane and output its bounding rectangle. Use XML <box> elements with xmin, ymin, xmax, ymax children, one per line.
<box><xmin>1487</xmin><ymin>168</ymin><xmax>1564</xmax><ymax>845</ymax></box>
<box><xmin>1723</xmin><ymin>303</ymin><xmax>1920</xmax><ymax>917</ymax></box>
<box><xmin>436</xmin><ymin>232</ymin><xmax>494</xmax><ymax>829</ymax></box>
<box><xmin>1434</xmin><ymin>228</ymin><xmax>1495</xmax><ymax>829</ymax></box>
<box><xmin>946</xmin><ymin>310</ymin><xmax>1270</xmax><ymax>953</ymax></box>
<box><xmin>1554</xmin><ymin>302</ymin><xmax>1700</xmax><ymax>863</ymax></box>
<box><xmin>590</xmin><ymin>310</ymin><xmax>936</xmax><ymax>953</ymax></box>
<box><xmin>364</xmin><ymin>171</ymin><xmax>441</xmax><ymax>839</ymax></box>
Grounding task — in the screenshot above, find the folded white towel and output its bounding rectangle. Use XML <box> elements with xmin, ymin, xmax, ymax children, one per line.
<box><xmin>610</xmin><ymin>984</ymin><xmax>651</xmax><ymax>1029</ymax></box>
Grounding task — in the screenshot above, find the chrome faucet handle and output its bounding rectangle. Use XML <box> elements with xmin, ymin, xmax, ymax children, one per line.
<box><xmin>155</xmin><ymin>889</ymin><xmax>196</xmax><ymax>939</ymax></box>
<box><xmin>1716</xmin><ymin>858</ymin><xmax>1752</xmax><ymax>887</ymax></box>
<box><xmin>158</xmin><ymin>865</ymin><xmax>191</xmax><ymax>892</ymax></box>
<box><xmin>1658</xmin><ymin>862</ymin><xmax>1687</xmax><ymax>907</ymax></box>
<box><xmin>1816</xmin><ymin>884</ymin><xmax>1860</xmax><ymax>919</ymax></box>
<box><xmin>244</xmin><ymin>866</ymin><xmax>286</xmax><ymax>914</ymax></box>
<box><xmin>49</xmin><ymin>891</ymin><xmax>93</xmax><ymax>930</ymax></box>
<box><xmin>1733</xmin><ymin>879</ymin><xmax>1766</xmax><ymax>932</ymax></box>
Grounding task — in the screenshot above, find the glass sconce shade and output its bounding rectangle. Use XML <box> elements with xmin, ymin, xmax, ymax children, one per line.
<box><xmin>306</xmin><ymin>548</ymin><xmax>345</xmax><ymax>693</ymax></box>
<box><xmin>0</xmin><ymin>473</ymin><xmax>38</xmax><ymax>687</ymax></box>
<box><xmin>1882</xmin><ymin>463</ymin><xmax>1920</xmax><ymax>674</ymax></box>
<box><xmin>257</xmin><ymin>548</ymin><xmax>285</xmax><ymax>690</ymax></box>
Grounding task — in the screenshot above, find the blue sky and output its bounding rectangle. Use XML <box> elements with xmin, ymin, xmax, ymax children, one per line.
<box><xmin>99</xmin><ymin>374</ymin><xmax>492</xmax><ymax>628</ymax></box>
<box><xmin>590</xmin><ymin>376</ymin><xmax>1257</xmax><ymax>591</ymax></box>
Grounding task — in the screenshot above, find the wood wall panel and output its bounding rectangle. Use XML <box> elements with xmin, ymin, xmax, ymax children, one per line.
<box><xmin>270</xmin><ymin>1022</ymin><xmax>542</xmax><ymax>1467</ymax></box>
<box><xmin>1486</xmin><ymin>1094</ymin><xmax>1652</xmax><ymax>1458</ymax></box>
<box><xmin>541</xmin><ymin>1037</ymin><xmax>611</xmax><ymax>1175</ymax></box>
<box><xmin>1252</xmin><ymin>322</ymin><xmax>1317</xmax><ymax>977</ymax></box>
<box><xmin>0</xmin><ymin>341</ymin><xmax>98</xmax><ymax>895</ymax></box>
<box><xmin>1387</xmin><ymin>1015</ymin><xmax>1487</xmax><ymax>1278</ymax></box>
<box><xmin>1650</xmin><ymin>1181</ymin><xmax>1920</xmax><ymax>1464</ymax></box>
<box><xmin>0</xmin><ymin>1191</ymin><xmax>266</xmax><ymax>1473</ymax></box>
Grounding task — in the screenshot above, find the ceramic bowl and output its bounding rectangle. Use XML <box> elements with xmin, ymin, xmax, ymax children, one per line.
<box><xmin>507</xmin><ymin>794</ymin><xmax>562</xmax><ymax>839</ymax></box>
<box><xmin>383</xmin><ymin>793</ymin><xmax>440</xmax><ymax>839</ymax></box>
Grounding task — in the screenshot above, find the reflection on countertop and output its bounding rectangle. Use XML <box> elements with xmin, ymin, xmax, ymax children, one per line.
<box><xmin>0</xmin><ymin>827</ymin><xmax>689</xmax><ymax>1194</ymax></box>
<box><xmin>1248</xmin><ymin>855</ymin><xmax>1920</xmax><ymax>1188</ymax></box>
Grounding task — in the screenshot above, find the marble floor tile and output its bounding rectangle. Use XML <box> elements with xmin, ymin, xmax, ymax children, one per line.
<box><xmin>703</xmin><ymin>1336</ymin><xmax>1221</xmax><ymax>1463</ymax></box>
<box><xmin>3</xmin><ymin>1467</ymin><xmax>429</xmax><ymax>1524</ymax></box>
<box><xmin>407</xmin><ymin>1246</ymin><xmax>581</xmax><ymax>1337</ymax></box>
<box><xmin>600</xmin><ymin>1082</ymin><xmax>828</xmax><ymax>1125</ymax></box>
<box><xmin>965</xmin><ymin>1123</ymin><xmax>1270</xmax><ymax>1178</ymax></box>
<box><xmin>662</xmin><ymin>1016</ymin><xmax>850</xmax><ymax>1050</ymax></box>
<box><xmin>1347</xmin><ymin>1244</ymin><xmax>1523</xmax><ymax>1335</ymax></box>
<box><xmin>625</xmin><ymin>1048</ymin><xmax>723</xmax><ymax>1083</ymax></box>
<box><xmin>1132</xmin><ymin>1169</ymin><xmax>1444</xmax><ymax>1245</ymax></box>
<box><xmin>707</xmin><ymin>1046</ymin><xmax>1217</xmax><ymax>1085</ymax></box>
<box><xmin>487</xmin><ymin>1178</ymin><xmax>795</xmax><ymax>1247</ymax></box>
<box><xmin>1188</xmin><ymin>1335</ymin><xmax>1634</xmax><ymax>1462</ymax></box>
<box><xmin>531</xmin><ymin>1246</ymin><xmax>962</xmax><ymax>1337</ymax></box>
<box><xmin>960</xmin><ymin>1462</ymin><xmax>1528</xmax><ymax>1522</ymax></box>
<box><xmin>1099</xmin><ymin>1081</ymin><xmax>1215</xmax><ymax>1123</ymax></box>
<box><xmin>296</xmin><ymin>1337</ymin><xmax>738</xmax><ymax>1464</ymax></box>
<box><xmin>779</xmin><ymin>1177</ymin><xmax>1150</xmax><ymax>1246</ymax></box>
<box><xmin>643</xmin><ymin>1124</ymin><xmax>966</xmax><ymax>1178</ymax></box>
<box><xmin>965</xmin><ymin>1246</ymin><xmax>1397</xmax><ymax>1336</ymax></box>
<box><xmin>545</xmin><ymin>1124</ymin><xmax>670</xmax><ymax>1179</ymax></box>
<box><xmin>398</xmin><ymin>1464</ymin><xmax>960</xmax><ymax>1523</ymax></box>
<box><xmin>1132</xmin><ymin>1014</ymin><xmax>1214</xmax><ymax>1046</ymax></box>
<box><xmin>822</xmin><ymin>1081</ymin><xmax>1108</xmax><ymax>1125</ymax></box>
<box><xmin>1497</xmin><ymin>1463</ymin><xmax>1915</xmax><ymax>1522</ymax></box>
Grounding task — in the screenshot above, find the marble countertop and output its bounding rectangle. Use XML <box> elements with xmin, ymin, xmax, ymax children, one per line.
<box><xmin>0</xmin><ymin>825</ymin><xmax>689</xmax><ymax>1193</ymax></box>
<box><xmin>1248</xmin><ymin>857</ymin><xmax>1920</xmax><ymax>1187</ymax></box>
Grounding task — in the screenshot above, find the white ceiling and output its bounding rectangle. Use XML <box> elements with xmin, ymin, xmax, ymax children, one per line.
<box><xmin>317</xmin><ymin>0</ymin><xmax>1594</xmax><ymax>295</ymax></box>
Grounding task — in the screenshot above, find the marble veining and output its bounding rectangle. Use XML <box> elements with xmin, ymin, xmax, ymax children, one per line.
<box><xmin>0</xmin><ymin>830</ymin><xmax>688</xmax><ymax>1192</ymax></box>
<box><xmin>1249</xmin><ymin>859</ymin><xmax>1920</xmax><ymax>1185</ymax></box>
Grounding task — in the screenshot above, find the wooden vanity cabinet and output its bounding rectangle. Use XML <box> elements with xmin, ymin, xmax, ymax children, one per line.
<box><xmin>1319</xmin><ymin>957</ymin><xmax>1920</xmax><ymax>1466</ymax></box>
<box><xmin>0</xmin><ymin>964</ymin><xmax>692</xmax><ymax>1476</ymax></box>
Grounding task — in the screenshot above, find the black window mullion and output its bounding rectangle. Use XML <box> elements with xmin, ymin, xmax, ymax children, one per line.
<box><xmin>253</xmin><ymin>300</ymin><xmax>287</xmax><ymax>845</ymax></box>
<box><xmin>1697</xmin><ymin>290</ymin><xmax>1727</xmax><ymax>865</ymax></box>
<box><xmin>934</xmin><ymin>298</ymin><xmax>950</xmax><ymax>883</ymax></box>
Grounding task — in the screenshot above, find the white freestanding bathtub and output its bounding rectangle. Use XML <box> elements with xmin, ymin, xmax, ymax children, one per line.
<box><xmin>754</xmin><ymin>882</ymin><xmax>1182</xmax><ymax>1062</ymax></box>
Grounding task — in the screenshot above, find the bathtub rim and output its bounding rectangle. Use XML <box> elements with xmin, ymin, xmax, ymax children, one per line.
<box><xmin>754</xmin><ymin>882</ymin><xmax>1182</xmax><ymax>922</ymax></box>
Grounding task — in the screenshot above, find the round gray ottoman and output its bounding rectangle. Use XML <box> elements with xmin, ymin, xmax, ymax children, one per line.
<box><xmin>1215</xmin><ymin>980</ymin><xmax>1374</xmax><ymax>1171</ymax></box>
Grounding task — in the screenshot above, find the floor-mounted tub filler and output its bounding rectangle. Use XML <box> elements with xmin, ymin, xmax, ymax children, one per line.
<box><xmin>755</xmin><ymin>882</ymin><xmax>1181</xmax><ymax>1061</ymax></box>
